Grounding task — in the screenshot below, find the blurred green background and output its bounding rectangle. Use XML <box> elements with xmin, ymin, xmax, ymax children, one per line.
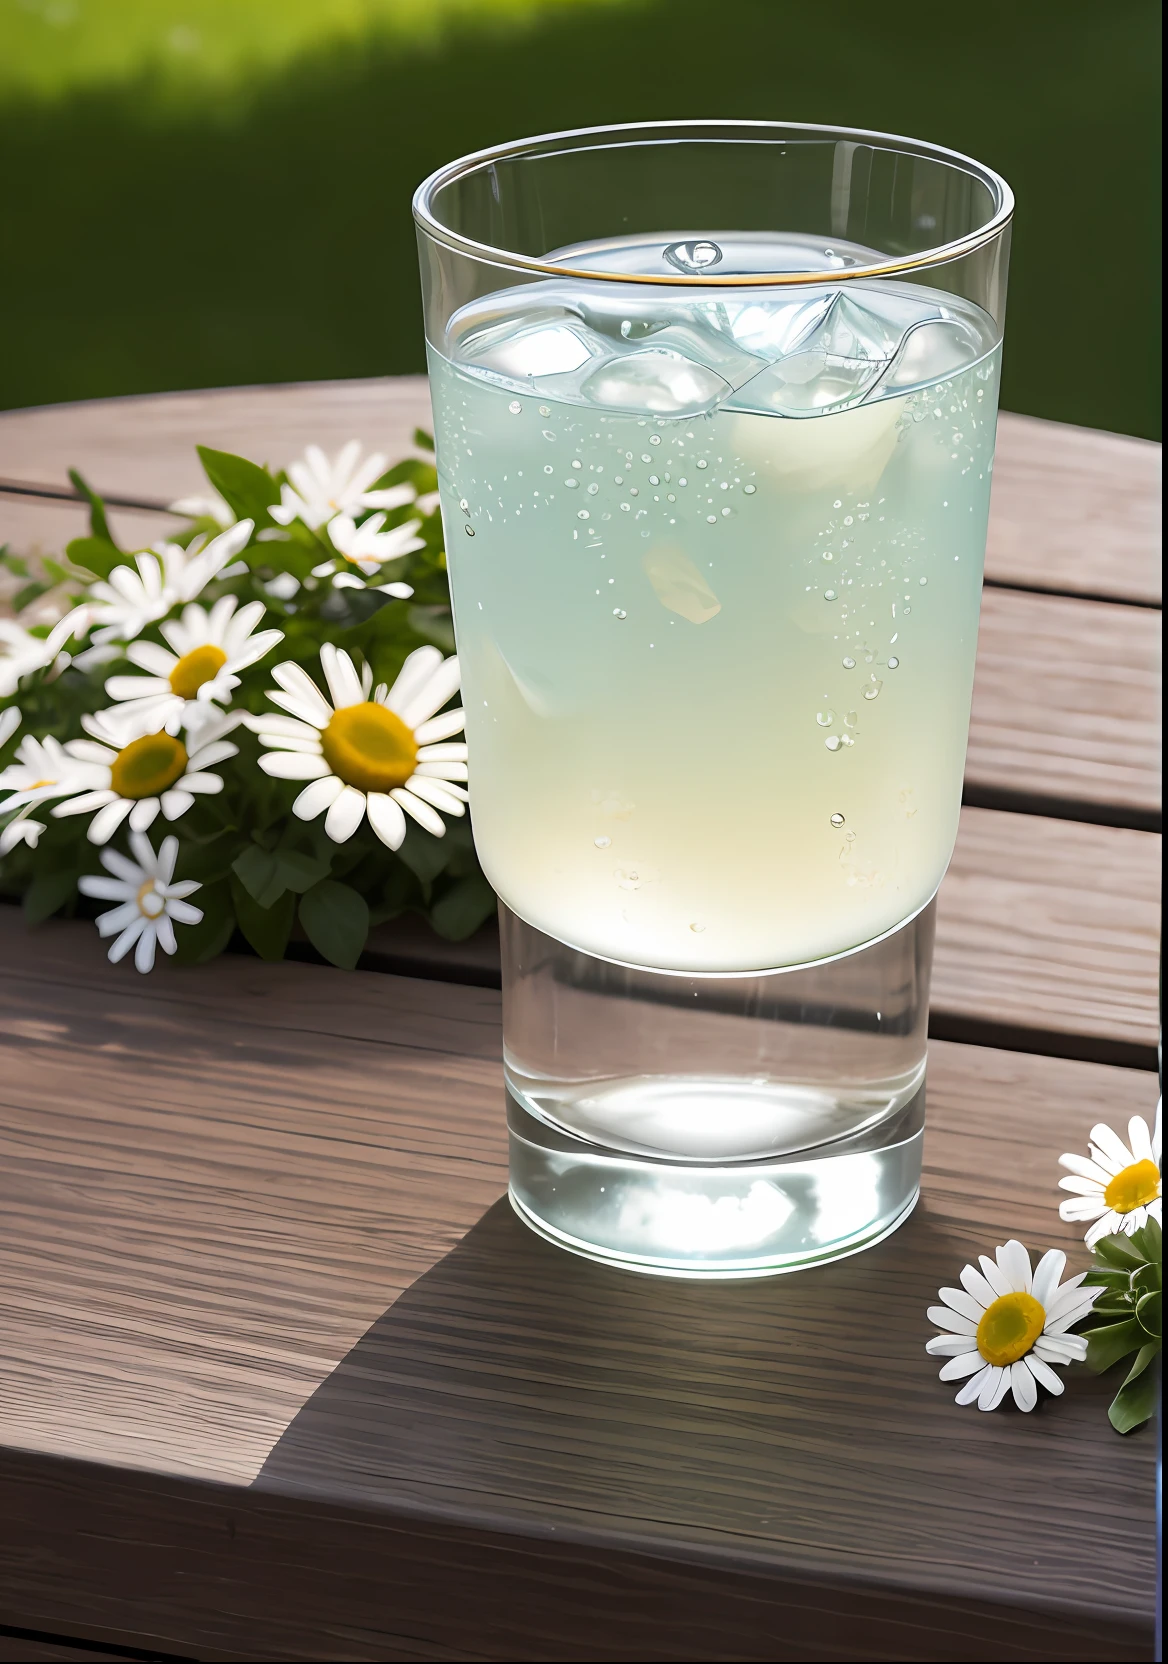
<box><xmin>1</xmin><ymin>0</ymin><xmax>1161</xmax><ymax>435</ymax></box>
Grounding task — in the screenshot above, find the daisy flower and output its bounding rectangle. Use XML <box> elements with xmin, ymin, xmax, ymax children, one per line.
<box><xmin>313</xmin><ymin>512</ymin><xmax>422</xmax><ymax>592</ymax></box>
<box><xmin>0</xmin><ymin>707</ymin><xmax>20</xmax><ymax>748</ymax></box>
<box><xmin>78</xmin><ymin>831</ymin><xmax>203</xmax><ymax>974</ymax></box>
<box><xmin>0</xmin><ymin>728</ymin><xmax>102</xmax><ymax>812</ymax></box>
<box><xmin>1</xmin><ymin>808</ymin><xmax>45</xmax><ymax>854</ymax></box>
<box><xmin>1058</xmin><ymin>1114</ymin><xmax>1162</xmax><ymax>1247</ymax></box>
<box><xmin>87</xmin><ymin>520</ymin><xmax>254</xmax><ymax>645</ymax></box>
<box><xmin>103</xmin><ymin>596</ymin><xmax>284</xmax><ymax>738</ymax></box>
<box><xmin>0</xmin><ymin>606</ymin><xmax>90</xmax><ymax>697</ymax></box>
<box><xmin>269</xmin><ymin>442</ymin><xmax>416</xmax><ymax>530</ymax></box>
<box><xmin>54</xmin><ymin>710</ymin><xmax>239</xmax><ymax>844</ymax></box>
<box><xmin>927</xmin><ymin>1240</ymin><xmax>1099</xmax><ymax>1412</ymax></box>
<box><xmin>250</xmin><ymin>643</ymin><xmax>467</xmax><ymax>849</ymax></box>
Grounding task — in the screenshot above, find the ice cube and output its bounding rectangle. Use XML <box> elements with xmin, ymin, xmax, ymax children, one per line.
<box><xmin>728</xmin><ymin>395</ymin><xmax>906</xmax><ymax>494</ymax></box>
<box><xmin>581</xmin><ymin>349</ymin><xmax>731</xmax><ymax>417</ymax></box>
<box><xmin>881</xmin><ymin>317</ymin><xmax>981</xmax><ymax>390</ymax></box>
<box><xmin>725</xmin><ymin>292</ymin><xmax>837</xmax><ymax>361</ymax></box>
<box><xmin>642</xmin><ymin>546</ymin><xmax>722</xmax><ymax>624</ymax></box>
<box><xmin>466</xmin><ymin>319</ymin><xmax>596</xmax><ymax>380</ymax></box>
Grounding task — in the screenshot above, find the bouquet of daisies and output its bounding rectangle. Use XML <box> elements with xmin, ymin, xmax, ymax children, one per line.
<box><xmin>0</xmin><ymin>437</ymin><xmax>494</xmax><ymax>972</ymax></box>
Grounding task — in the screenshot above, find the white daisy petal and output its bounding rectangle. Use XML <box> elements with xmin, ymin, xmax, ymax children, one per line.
<box><xmin>926</xmin><ymin>1306</ymin><xmax>977</xmax><ymax>1336</ymax></box>
<box><xmin>324</xmin><ymin>784</ymin><xmax>367</xmax><ymax>843</ymax></box>
<box><xmin>1023</xmin><ymin>1354</ymin><xmax>1065</xmax><ymax>1396</ymax></box>
<box><xmin>925</xmin><ymin>1335</ymin><xmax>979</xmax><ymax>1357</ymax></box>
<box><xmin>293</xmin><ymin>774</ymin><xmax>345</xmax><ymax>820</ymax></box>
<box><xmin>259</xmin><ymin>752</ymin><xmax>331</xmax><ymax>781</ymax></box>
<box><xmin>400</xmin><ymin>654</ymin><xmax>461</xmax><ymax>728</ymax></box>
<box><xmin>94</xmin><ymin>899</ymin><xmax>140</xmax><ymax>937</ymax></box>
<box><xmin>937</xmin><ymin>1288</ymin><xmax>984</xmax><ymax>1324</ymax></box>
<box><xmin>385</xmin><ymin>645</ymin><xmax>443</xmax><ymax>715</ymax></box>
<box><xmin>414</xmin><ymin>742</ymin><xmax>468</xmax><ymax>763</ymax></box>
<box><xmin>1058</xmin><ymin>1195</ymin><xmax>1110</xmax><ymax>1222</ymax></box>
<box><xmin>167</xmin><ymin>898</ymin><xmax>203</xmax><ymax>926</ymax></box>
<box><xmin>1033</xmin><ymin>1334</ymin><xmax>1085</xmax><ymax>1362</ymax></box>
<box><xmin>187</xmin><ymin>739</ymin><xmax>237</xmax><ymax>771</ymax></box>
<box><xmin>100</xmin><ymin>846</ymin><xmax>146</xmax><ymax>885</ymax></box>
<box><xmin>134</xmin><ymin>925</ymin><xmax>158</xmax><ymax>974</ymax></box>
<box><xmin>88</xmin><ymin>798</ymin><xmax>134</xmax><ymax>844</ymax></box>
<box><xmin>1009</xmin><ymin>1360</ymin><xmax>1037</xmax><ymax>1413</ymax></box>
<box><xmin>413</xmin><ymin>708</ymin><xmax>466</xmax><ymax>743</ymax></box>
<box><xmin>153</xmin><ymin>914</ymin><xmax>177</xmax><ymax>958</ymax></box>
<box><xmin>53</xmin><ymin>789</ymin><xmax>116</xmax><ymax>819</ymax></box>
<box><xmin>1030</xmin><ymin>1249</ymin><xmax>1067</xmax><ymax>1310</ymax></box>
<box><xmin>1044</xmin><ymin>1270</ymin><xmax>1089</xmax><ymax>1318</ymax></box>
<box><xmin>365</xmin><ymin>791</ymin><xmax>407</xmax><ymax>850</ymax></box>
<box><xmin>159</xmin><ymin>789</ymin><xmax>195</xmax><ymax>820</ymax></box>
<box><xmin>128</xmin><ymin>799</ymin><xmax>160</xmax><ymax>832</ymax></box>
<box><xmin>978</xmin><ymin>1366</ymin><xmax>1011</xmax><ymax>1412</ymax></box>
<box><xmin>1058</xmin><ymin>1176</ymin><xmax>1108</xmax><ymax>1197</ymax></box>
<box><xmin>1089</xmin><ymin>1123</ymin><xmax>1135</xmax><ymax>1173</ymax></box>
<box><xmin>271</xmin><ymin>663</ymin><xmax>333</xmax><ymax>727</ymax></box>
<box><xmin>320</xmin><ymin>644</ymin><xmax>365</xmax><ymax>710</ymax></box>
<box><xmin>977</xmin><ymin>1254</ymin><xmax>1012</xmax><ymax>1299</ymax></box>
<box><xmin>996</xmin><ymin>1240</ymin><xmax>1032</xmax><ymax>1295</ymax></box>
<box><xmin>403</xmin><ymin>774</ymin><xmax>464</xmax><ymax>816</ymax></box>
<box><xmin>126</xmin><ymin>641</ymin><xmax>177</xmax><ymax>677</ymax></box>
<box><xmin>390</xmin><ymin>787</ymin><xmax>446</xmax><ymax>837</ymax></box>
<box><xmin>77</xmin><ymin>874</ymin><xmax>133</xmax><ymax>902</ymax></box>
<box><xmin>413</xmin><ymin>761</ymin><xmax>469</xmax><ymax>785</ymax></box>
<box><xmin>245</xmin><ymin>713</ymin><xmax>323</xmax><ymax>743</ymax></box>
<box><xmin>939</xmin><ymin>1352</ymin><xmax>988</xmax><ymax>1382</ymax></box>
<box><xmin>955</xmin><ymin>1364</ymin><xmax>992</xmax><ymax>1407</ymax></box>
<box><xmin>957</xmin><ymin>1263</ymin><xmax>997</xmax><ymax>1310</ymax></box>
<box><xmin>108</xmin><ymin>915</ymin><xmax>147</xmax><ymax>963</ymax></box>
<box><xmin>1127</xmin><ymin>1116</ymin><xmax>1155</xmax><ymax>1164</ymax></box>
<box><xmin>1084</xmin><ymin>1211</ymin><xmax>1125</xmax><ymax>1248</ymax></box>
<box><xmin>1059</xmin><ymin>1152</ymin><xmax>1118</xmax><ymax>1186</ymax></box>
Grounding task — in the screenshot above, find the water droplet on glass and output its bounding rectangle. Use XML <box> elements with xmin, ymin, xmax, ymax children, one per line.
<box><xmin>648</xmin><ymin>475</ymin><xmax>660</xmax><ymax>486</ymax></box>
<box><xmin>845</xmin><ymin>830</ymin><xmax>856</xmax><ymax>842</ymax></box>
<box><xmin>508</xmin><ymin>400</ymin><xmax>522</xmax><ymax>414</ymax></box>
<box><xmin>743</xmin><ymin>483</ymin><xmax>756</xmax><ymax>495</ymax></box>
<box><xmin>587</xmin><ymin>483</ymin><xmax>599</xmax><ymax>495</ymax></box>
<box><xmin>542</xmin><ymin>429</ymin><xmax>556</xmax><ymax>442</ymax></box>
<box><xmin>706</xmin><ymin>515</ymin><xmax>717</xmax><ymax>524</ymax></box>
<box><xmin>841</xmin><ymin>734</ymin><xmax>855</xmax><ymax>746</ymax></box>
<box><xmin>844</xmin><ymin>710</ymin><xmax>858</xmax><ymax>728</ymax></box>
<box><xmin>565</xmin><ymin>478</ymin><xmax>578</xmax><ymax>488</ymax></box>
<box><xmin>824</xmin><ymin>590</ymin><xmax>837</xmax><ymax>601</ymax></box>
<box><xmin>825</xmin><ymin>735</ymin><xmax>842</xmax><ymax>752</ymax></box>
<box><xmin>577</xmin><ymin>510</ymin><xmax>590</xmax><ymax>520</ymax></box>
<box><xmin>464</xmin><ymin>525</ymin><xmax>475</xmax><ymax>537</ymax></box>
<box><xmin>902</xmin><ymin>605</ymin><xmax>911</xmax><ymax>614</ymax></box>
<box><xmin>613</xmin><ymin>608</ymin><xmax>627</xmax><ymax>619</ymax></box>
<box><xmin>919</xmin><ymin>576</ymin><xmax>928</xmax><ymax>585</ymax></box>
<box><xmin>843</xmin><ymin>515</ymin><xmax>854</xmax><ymax>526</ymax></box>
<box><xmin>616</xmin><ymin>866</ymin><xmax>641</xmax><ymax>890</ymax></box>
<box><xmin>830</xmin><ymin>813</ymin><xmax>845</xmax><ymax>828</ymax></box>
<box><xmin>571</xmin><ymin>459</ymin><xmax>582</xmax><ymax>470</ymax></box>
<box><xmin>842</xmin><ymin>656</ymin><xmax>856</xmax><ymax>669</ymax></box>
<box><xmin>863</xmin><ymin>680</ymin><xmax>883</xmax><ymax>700</ymax></box>
<box><xmin>538</xmin><ymin>405</ymin><xmax>551</xmax><ymax>416</ymax></box>
<box><xmin>816</xmin><ymin>711</ymin><xmax>834</xmax><ymax>727</ymax></box>
<box><xmin>649</xmin><ymin>434</ymin><xmax>661</xmax><ymax>445</ymax></box>
<box><xmin>833</xmin><ymin>499</ymin><xmax>842</xmax><ymax>509</ymax></box>
<box><xmin>594</xmin><ymin>835</ymin><xmax>611</xmax><ymax>848</ymax></box>
<box><xmin>822</xmin><ymin>551</ymin><xmax>834</xmax><ymax>562</ymax></box>
<box><xmin>696</xmin><ymin>459</ymin><xmax>708</xmax><ymax>470</ymax></box>
<box><xmin>664</xmin><ymin>238</ymin><xmax>723</xmax><ymax>273</ymax></box>
<box><xmin>689</xmin><ymin>921</ymin><xmax>705</xmax><ymax>933</ymax></box>
<box><xmin>459</xmin><ymin>498</ymin><xmax>470</xmax><ymax>513</ymax></box>
<box><xmin>887</xmin><ymin>656</ymin><xmax>899</xmax><ymax>668</ymax></box>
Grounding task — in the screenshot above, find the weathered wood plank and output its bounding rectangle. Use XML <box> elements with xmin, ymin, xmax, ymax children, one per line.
<box><xmin>0</xmin><ymin>921</ymin><xmax>1156</xmax><ymax>1660</ymax></box>
<box><xmin>0</xmin><ymin>388</ymin><xmax>1158</xmax><ymax>603</ymax></box>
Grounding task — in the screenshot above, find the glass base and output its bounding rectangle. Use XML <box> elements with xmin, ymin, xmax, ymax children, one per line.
<box><xmin>507</xmin><ymin>1083</ymin><xmax>924</xmax><ymax>1279</ymax></box>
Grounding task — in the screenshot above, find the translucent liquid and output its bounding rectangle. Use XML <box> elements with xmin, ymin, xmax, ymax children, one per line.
<box><xmin>431</xmin><ymin>237</ymin><xmax>1000</xmax><ymax>972</ymax></box>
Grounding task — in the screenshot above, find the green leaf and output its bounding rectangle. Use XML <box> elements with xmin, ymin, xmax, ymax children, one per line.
<box><xmin>196</xmin><ymin>446</ymin><xmax>279</xmax><ymax>529</ymax></box>
<box><xmin>413</xmin><ymin>427</ymin><xmax>434</xmax><ymax>452</ymax></box>
<box><xmin>171</xmin><ymin>882</ymin><xmax>235</xmax><ymax>964</ymax></box>
<box><xmin>406</xmin><ymin>603</ymin><xmax>456</xmax><ymax>653</ymax></box>
<box><xmin>1129</xmin><ymin>1217</ymin><xmax>1162</xmax><ymax>1263</ymax></box>
<box><xmin>1092</xmin><ymin>1234</ymin><xmax>1147</xmax><ymax>1271</ymax></box>
<box><xmin>274</xmin><ymin>847</ymin><xmax>332</xmax><ymax>894</ymax></box>
<box><xmin>1134</xmin><ymin>1288</ymin><xmax>1161</xmax><ymax>1340</ymax></box>
<box><xmin>232</xmin><ymin>844</ymin><xmax>282</xmax><ymax>908</ymax></box>
<box><xmin>68</xmin><ymin>468</ymin><xmax>117</xmax><ymax>546</ymax></box>
<box><xmin>230</xmin><ymin>875</ymin><xmax>294</xmax><ymax>961</ymax></box>
<box><xmin>23</xmin><ymin>866</ymin><xmax>78</xmax><ymax>924</ymax></box>
<box><xmin>66</xmin><ymin>535</ymin><xmax>125</xmax><ymax>580</ymax></box>
<box><xmin>1083</xmin><ymin>1267</ymin><xmax>1132</xmax><ymax>1289</ymax></box>
<box><xmin>298</xmin><ymin>879</ymin><xmax>369</xmax><ymax>970</ymax></box>
<box><xmin>1109</xmin><ymin>1349</ymin><xmax>1161</xmax><ymax>1433</ymax></box>
<box><xmin>1086</xmin><ymin>1317</ymin><xmax>1144</xmax><ymax>1375</ymax></box>
<box><xmin>429</xmin><ymin>872</ymin><xmax>496</xmax><ymax>941</ymax></box>
<box><xmin>396</xmin><ymin>822</ymin><xmax>454</xmax><ymax>887</ymax></box>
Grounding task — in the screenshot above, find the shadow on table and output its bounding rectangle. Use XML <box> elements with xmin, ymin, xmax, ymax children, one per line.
<box><xmin>252</xmin><ymin>1192</ymin><xmax>1106</xmax><ymax>1542</ymax></box>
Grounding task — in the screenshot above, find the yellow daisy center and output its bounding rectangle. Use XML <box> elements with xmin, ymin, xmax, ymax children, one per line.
<box><xmin>136</xmin><ymin>880</ymin><xmax>166</xmax><ymax>919</ymax></box>
<box><xmin>169</xmin><ymin>644</ymin><xmax>227</xmax><ymax>700</ymax></box>
<box><xmin>1103</xmin><ymin>1159</ymin><xmax>1161</xmax><ymax>1213</ymax></box>
<box><xmin>976</xmin><ymin>1292</ymin><xmax>1046</xmax><ymax>1367</ymax></box>
<box><xmin>320</xmin><ymin>701</ymin><xmax>417</xmax><ymax>793</ymax></box>
<box><xmin>110</xmin><ymin>732</ymin><xmax>189</xmax><ymax>800</ymax></box>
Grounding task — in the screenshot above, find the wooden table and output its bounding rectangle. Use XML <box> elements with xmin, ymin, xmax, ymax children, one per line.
<box><xmin>0</xmin><ymin>385</ymin><xmax>1161</xmax><ymax>1663</ymax></box>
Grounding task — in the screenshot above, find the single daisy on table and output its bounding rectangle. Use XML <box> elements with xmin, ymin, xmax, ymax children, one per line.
<box><xmin>927</xmin><ymin>1239</ymin><xmax>1099</xmax><ymax>1413</ymax></box>
<box><xmin>1058</xmin><ymin>1115</ymin><xmax>1162</xmax><ymax>1247</ymax></box>
<box><xmin>87</xmin><ymin>520</ymin><xmax>253</xmax><ymax>645</ymax></box>
<box><xmin>0</xmin><ymin>606</ymin><xmax>90</xmax><ymax>698</ymax></box>
<box><xmin>103</xmin><ymin>596</ymin><xmax>284</xmax><ymax>738</ymax></box>
<box><xmin>269</xmin><ymin>442</ymin><xmax>417</xmax><ymax>531</ymax></box>
<box><xmin>54</xmin><ymin>710</ymin><xmax>239</xmax><ymax>843</ymax></box>
<box><xmin>78</xmin><ymin>831</ymin><xmax>203</xmax><ymax>974</ymax></box>
<box><xmin>313</xmin><ymin>512</ymin><xmax>422</xmax><ymax>592</ymax></box>
<box><xmin>250</xmin><ymin>643</ymin><xmax>467</xmax><ymax>849</ymax></box>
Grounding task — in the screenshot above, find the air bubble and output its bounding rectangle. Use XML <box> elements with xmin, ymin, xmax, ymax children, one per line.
<box><xmin>587</xmin><ymin>483</ymin><xmax>599</xmax><ymax>495</ymax></box>
<box><xmin>721</xmin><ymin>507</ymin><xmax>731</xmax><ymax>517</ymax></box>
<box><xmin>830</xmin><ymin>813</ymin><xmax>845</xmax><ymax>828</ymax></box>
<box><xmin>538</xmin><ymin>405</ymin><xmax>551</xmax><ymax>416</ymax></box>
<box><xmin>844</xmin><ymin>711</ymin><xmax>858</xmax><ymax>728</ymax></box>
<box><xmin>919</xmin><ymin>576</ymin><xmax>928</xmax><ymax>585</ymax></box>
<box><xmin>825</xmin><ymin>735</ymin><xmax>842</xmax><ymax>752</ymax></box>
<box><xmin>863</xmin><ymin>680</ymin><xmax>883</xmax><ymax>700</ymax></box>
<box><xmin>508</xmin><ymin>400</ymin><xmax>522</xmax><ymax>414</ymax></box>
<box><xmin>459</xmin><ymin>498</ymin><xmax>469</xmax><ymax>513</ymax></box>
<box><xmin>743</xmin><ymin>483</ymin><xmax>756</xmax><ymax>494</ymax></box>
<box><xmin>543</xmin><ymin>465</ymin><xmax>553</xmax><ymax>474</ymax></box>
<box><xmin>594</xmin><ymin>835</ymin><xmax>611</xmax><ymax>848</ymax></box>
<box><xmin>542</xmin><ymin>430</ymin><xmax>556</xmax><ymax>442</ymax></box>
<box><xmin>816</xmin><ymin>711</ymin><xmax>834</xmax><ymax>727</ymax></box>
<box><xmin>887</xmin><ymin>657</ymin><xmax>899</xmax><ymax>668</ymax></box>
<box><xmin>648</xmin><ymin>475</ymin><xmax>660</xmax><ymax>486</ymax></box>
<box><xmin>565</xmin><ymin>478</ymin><xmax>578</xmax><ymax>488</ymax></box>
<box><xmin>842</xmin><ymin>656</ymin><xmax>856</xmax><ymax>669</ymax></box>
<box><xmin>822</xmin><ymin>551</ymin><xmax>834</xmax><ymax>562</ymax></box>
<box><xmin>578</xmin><ymin>510</ymin><xmax>590</xmax><ymax>520</ymax></box>
<box><xmin>613</xmin><ymin>608</ymin><xmax>627</xmax><ymax>618</ymax></box>
<box><xmin>841</xmin><ymin>734</ymin><xmax>855</xmax><ymax>747</ymax></box>
<box><xmin>571</xmin><ymin>460</ymin><xmax>582</xmax><ymax>469</ymax></box>
<box><xmin>696</xmin><ymin>459</ymin><xmax>708</xmax><ymax>469</ymax></box>
<box><xmin>649</xmin><ymin>434</ymin><xmax>661</xmax><ymax>445</ymax></box>
<box><xmin>689</xmin><ymin>921</ymin><xmax>706</xmax><ymax>933</ymax></box>
<box><xmin>464</xmin><ymin>525</ymin><xmax>475</xmax><ymax>537</ymax></box>
<box><xmin>706</xmin><ymin>515</ymin><xmax>717</xmax><ymax>524</ymax></box>
<box><xmin>824</xmin><ymin>590</ymin><xmax>837</xmax><ymax>601</ymax></box>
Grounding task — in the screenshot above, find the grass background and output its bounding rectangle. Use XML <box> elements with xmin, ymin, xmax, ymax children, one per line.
<box><xmin>0</xmin><ymin>0</ymin><xmax>1161</xmax><ymax>435</ymax></box>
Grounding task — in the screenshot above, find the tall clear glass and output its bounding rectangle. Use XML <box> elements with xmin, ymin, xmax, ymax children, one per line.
<box><xmin>414</xmin><ymin>122</ymin><xmax>1012</xmax><ymax>1277</ymax></box>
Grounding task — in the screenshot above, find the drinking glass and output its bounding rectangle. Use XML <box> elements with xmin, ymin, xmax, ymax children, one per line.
<box><xmin>414</xmin><ymin>122</ymin><xmax>1012</xmax><ymax>1277</ymax></box>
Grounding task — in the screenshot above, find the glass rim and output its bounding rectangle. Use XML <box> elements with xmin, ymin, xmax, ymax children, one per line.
<box><xmin>412</xmin><ymin>119</ymin><xmax>1014</xmax><ymax>288</ymax></box>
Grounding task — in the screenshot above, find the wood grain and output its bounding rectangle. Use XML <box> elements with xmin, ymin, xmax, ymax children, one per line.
<box><xmin>0</xmin><ymin>386</ymin><xmax>1158</xmax><ymax>603</ymax></box>
<box><xmin>0</xmin><ymin>921</ymin><xmax>1156</xmax><ymax>1660</ymax></box>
